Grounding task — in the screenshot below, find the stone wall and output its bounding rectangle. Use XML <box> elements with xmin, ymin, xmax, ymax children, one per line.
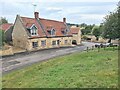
<box><xmin>12</xmin><ymin>15</ymin><xmax>28</xmax><ymax>50</ymax></box>
<box><xmin>27</xmin><ymin>37</ymin><xmax>72</xmax><ymax>51</ymax></box>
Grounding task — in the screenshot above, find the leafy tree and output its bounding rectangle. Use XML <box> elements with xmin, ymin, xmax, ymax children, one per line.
<box><xmin>92</xmin><ymin>26</ymin><xmax>101</xmax><ymax>40</ymax></box>
<box><xmin>0</xmin><ymin>17</ymin><xmax>8</xmax><ymax>25</ymax></box>
<box><xmin>81</xmin><ymin>24</ymin><xmax>95</xmax><ymax>35</ymax></box>
<box><xmin>102</xmin><ymin>3</ymin><xmax>120</xmax><ymax>41</ymax></box>
<box><xmin>0</xmin><ymin>30</ymin><xmax>5</xmax><ymax>47</ymax></box>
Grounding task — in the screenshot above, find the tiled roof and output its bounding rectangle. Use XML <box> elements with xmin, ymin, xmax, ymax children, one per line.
<box><xmin>20</xmin><ymin>16</ymin><xmax>72</xmax><ymax>38</ymax></box>
<box><xmin>0</xmin><ymin>23</ymin><xmax>13</xmax><ymax>31</ymax></box>
<box><xmin>70</xmin><ymin>27</ymin><xmax>80</xmax><ymax>34</ymax></box>
<box><xmin>21</xmin><ymin>17</ymin><xmax>46</xmax><ymax>38</ymax></box>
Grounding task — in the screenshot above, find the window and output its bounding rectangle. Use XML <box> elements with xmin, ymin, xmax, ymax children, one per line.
<box><xmin>64</xmin><ymin>40</ymin><xmax>68</xmax><ymax>44</ymax></box>
<box><xmin>32</xmin><ymin>42</ymin><xmax>38</xmax><ymax>48</ymax></box>
<box><xmin>52</xmin><ymin>41</ymin><xmax>56</xmax><ymax>46</ymax></box>
<box><xmin>41</xmin><ymin>40</ymin><xmax>46</xmax><ymax>47</ymax></box>
<box><xmin>51</xmin><ymin>29</ymin><xmax>55</xmax><ymax>35</ymax></box>
<box><xmin>30</xmin><ymin>25</ymin><xmax>38</xmax><ymax>36</ymax></box>
<box><xmin>62</xmin><ymin>29</ymin><xmax>69</xmax><ymax>35</ymax></box>
<box><xmin>48</xmin><ymin>29</ymin><xmax>56</xmax><ymax>36</ymax></box>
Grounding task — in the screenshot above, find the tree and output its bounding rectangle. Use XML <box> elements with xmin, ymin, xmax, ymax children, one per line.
<box><xmin>0</xmin><ymin>17</ymin><xmax>8</xmax><ymax>25</ymax></box>
<box><xmin>81</xmin><ymin>24</ymin><xmax>95</xmax><ymax>35</ymax></box>
<box><xmin>92</xmin><ymin>26</ymin><xmax>101</xmax><ymax>40</ymax></box>
<box><xmin>102</xmin><ymin>3</ymin><xmax>120</xmax><ymax>41</ymax></box>
<box><xmin>0</xmin><ymin>30</ymin><xmax>5</xmax><ymax>47</ymax></box>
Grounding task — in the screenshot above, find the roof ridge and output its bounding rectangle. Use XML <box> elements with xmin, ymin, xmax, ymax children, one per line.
<box><xmin>20</xmin><ymin>16</ymin><xmax>63</xmax><ymax>23</ymax></box>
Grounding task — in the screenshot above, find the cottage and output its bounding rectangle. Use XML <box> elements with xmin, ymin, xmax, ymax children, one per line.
<box><xmin>70</xmin><ymin>26</ymin><xmax>81</xmax><ymax>45</ymax></box>
<box><xmin>12</xmin><ymin>12</ymin><xmax>76</xmax><ymax>51</ymax></box>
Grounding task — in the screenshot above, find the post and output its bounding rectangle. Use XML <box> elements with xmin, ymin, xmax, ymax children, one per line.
<box><xmin>92</xmin><ymin>46</ymin><xmax>94</xmax><ymax>50</ymax></box>
<box><xmin>87</xmin><ymin>47</ymin><xmax>89</xmax><ymax>52</ymax></box>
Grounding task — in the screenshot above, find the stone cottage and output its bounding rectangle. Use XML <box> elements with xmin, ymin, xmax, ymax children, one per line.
<box><xmin>12</xmin><ymin>12</ymin><xmax>81</xmax><ymax>51</ymax></box>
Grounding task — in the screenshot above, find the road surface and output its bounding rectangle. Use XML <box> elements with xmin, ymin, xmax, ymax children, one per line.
<box><xmin>1</xmin><ymin>41</ymin><xmax>96</xmax><ymax>75</ymax></box>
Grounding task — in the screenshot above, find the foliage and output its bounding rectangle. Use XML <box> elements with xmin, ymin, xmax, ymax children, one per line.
<box><xmin>0</xmin><ymin>30</ymin><xmax>5</xmax><ymax>47</ymax></box>
<box><xmin>3</xmin><ymin>48</ymin><xmax>118</xmax><ymax>88</ymax></box>
<box><xmin>102</xmin><ymin>5</ymin><xmax>120</xmax><ymax>39</ymax></box>
<box><xmin>81</xmin><ymin>24</ymin><xmax>95</xmax><ymax>35</ymax></box>
<box><xmin>92</xmin><ymin>26</ymin><xmax>101</xmax><ymax>40</ymax></box>
<box><xmin>0</xmin><ymin>17</ymin><xmax>8</xmax><ymax>25</ymax></box>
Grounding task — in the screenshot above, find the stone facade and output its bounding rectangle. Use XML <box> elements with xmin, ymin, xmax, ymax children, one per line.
<box><xmin>12</xmin><ymin>15</ymin><xmax>29</xmax><ymax>50</ymax></box>
<box><xmin>27</xmin><ymin>37</ymin><xmax>72</xmax><ymax>51</ymax></box>
<box><xmin>12</xmin><ymin>12</ymin><xmax>81</xmax><ymax>51</ymax></box>
<box><xmin>71</xmin><ymin>26</ymin><xmax>81</xmax><ymax>45</ymax></box>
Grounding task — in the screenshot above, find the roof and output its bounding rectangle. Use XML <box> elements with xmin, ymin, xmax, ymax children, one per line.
<box><xmin>0</xmin><ymin>23</ymin><xmax>13</xmax><ymax>31</ymax></box>
<box><xmin>70</xmin><ymin>27</ymin><xmax>80</xmax><ymax>34</ymax></box>
<box><xmin>20</xmin><ymin>16</ymin><xmax>72</xmax><ymax>38</ymax></box>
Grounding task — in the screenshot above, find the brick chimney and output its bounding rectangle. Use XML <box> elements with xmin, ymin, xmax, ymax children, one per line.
<box><xmin>34</xmin><ymin>12</ymin><xmax>39</xmax><ymax>19</ymax></box>
<box><xmin>63</xmin><ymin>18</ymin><xmax>66</xmax><ymax>23</ymax></box>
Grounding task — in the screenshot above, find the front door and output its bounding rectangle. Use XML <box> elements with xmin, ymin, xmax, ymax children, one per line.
<box><xmin>57</xmin><ymin>40</ymin><xmax>60</xmax><ymax>46</ymax></box>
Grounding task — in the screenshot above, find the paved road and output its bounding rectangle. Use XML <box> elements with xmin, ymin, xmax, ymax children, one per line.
<box><xmin>1</xmin><ymin>41</ymin><xmax>96</xmax><ymax>75</ymax></box>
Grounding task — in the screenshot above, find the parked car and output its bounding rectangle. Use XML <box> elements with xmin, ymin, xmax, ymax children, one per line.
<box><xmin>95</xmin><ymin>43</ymin><xmax>111</xmax><ymax>48</ymax></box>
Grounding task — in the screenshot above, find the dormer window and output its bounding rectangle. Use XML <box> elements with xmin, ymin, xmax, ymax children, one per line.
<box><xmin>47</xmin><ymin>28</ymin><xmax>56</xmax><ymax>36</ymax></box>
<box><xmin>62</xmin><ymin>29</ymin><xmax>69</xmax><ymax>35</ymax></box>
<box><xmin>51</xmin><ymin>29</ymin><xmax>55</xmax><ymax>36</ymax></box>
<box><xmin>30</xmin><ymin>24</ymin><xmax>38</xmax><ymax>36</ymax></box>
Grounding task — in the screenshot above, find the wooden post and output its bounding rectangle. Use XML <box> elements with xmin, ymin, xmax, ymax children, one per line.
<box><xmin>92</xmin><ymin>46</ymin><xmax>94</xmax><ymax>50</ymax></box>
<box><xmin>87</xmin><ymin>47</ymin><xmax>89</xmax><ymax>52</ymax></box>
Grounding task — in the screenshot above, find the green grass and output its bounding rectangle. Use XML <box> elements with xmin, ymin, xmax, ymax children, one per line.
<box><xmin>2</xmin><ymin>47</ymin><xmax>118</xmax><ymax>88</ymax></box>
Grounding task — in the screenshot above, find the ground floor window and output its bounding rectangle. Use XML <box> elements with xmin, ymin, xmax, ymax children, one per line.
<box><xmin>52</xmin><ymin>41</ymin><xmax>56</xmax><ymax>46</ymax></box>
<box><xmin>64</xmin><ymin>40</ymin><xmax>68</xmax><ymax>44</ymax></box>
<box><xmin>41</xmin><ymin>40</ymin><xmax>46</xmax><ymax>47</ymax></box>
<box><xmin>32</xmin><ymin>42</ymin><xmax>38</xmax><ymax>48</ymax></box>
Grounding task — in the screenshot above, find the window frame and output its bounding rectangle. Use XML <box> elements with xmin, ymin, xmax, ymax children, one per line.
<box><xmin>30</xmin><ymin>24</ymin><xmax>38</xmax><ymax>36</ymax></box>
<box><xmin>41</xmin><ymin>40</ymin><xmax>46</xmax><ymax>47</ymax></box>
<box><xmin>32</xmin><ymin>42</ymin><xmax>38</xmax><ymax>48</ymax></box>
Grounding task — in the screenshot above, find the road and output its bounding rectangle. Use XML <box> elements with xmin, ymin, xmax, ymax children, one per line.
<box><xmin>1</xmin><ymin>41</ymin><xmax>96</xmax><ymax>75</ymax></box>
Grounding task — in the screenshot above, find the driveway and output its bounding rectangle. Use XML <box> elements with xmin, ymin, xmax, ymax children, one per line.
<box><xmin>1</xmin><ymin>41</ymin><xmax>96</xmax><ymax>75</ymax></box>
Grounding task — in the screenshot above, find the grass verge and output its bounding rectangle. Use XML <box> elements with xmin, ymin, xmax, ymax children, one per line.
<box><xmin>2</xmin><ymin>47</ymin><xmax>118</xmax><ymax>88</ymax></box>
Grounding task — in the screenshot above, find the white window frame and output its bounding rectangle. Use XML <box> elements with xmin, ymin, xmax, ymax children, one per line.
<box><xmin>30</xmin><ymin>24</ymin><xmax>38</xmax><ymax>36</ymax></box>
<box><xmin>51</xmin><ymin>28</ymin><xmax>56</xmax><ymax>36</ymax></box>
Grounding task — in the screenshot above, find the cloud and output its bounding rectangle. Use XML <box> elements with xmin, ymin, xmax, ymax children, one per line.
<box><xmin>0</xmin><ymin>0</ymin><xmax>119</xmax><ymax>25</ymax></box>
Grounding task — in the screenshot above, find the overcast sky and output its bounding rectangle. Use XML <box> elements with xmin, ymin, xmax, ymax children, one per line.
<box><xmin>0</xmin><ymin>0</ymin><xmax>119</xmax><ymax>25</ymax></box>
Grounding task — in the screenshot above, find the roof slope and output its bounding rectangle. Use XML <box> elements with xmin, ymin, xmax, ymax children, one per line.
<box><xmin>70</xmin><ymin>27</ymin><xmax>80</xmax><ymax>34</ymax></box>
<box><xmin>0</xmin><ymin>23</ymin><xmax>13</xmax><ymax>31</ymax></box>
<box><xmin>20</xmin><ymin>16</ymin><xmax>72</xmax><ymax>38</ymax></box>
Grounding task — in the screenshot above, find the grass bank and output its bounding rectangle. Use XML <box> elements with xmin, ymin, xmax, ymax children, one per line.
<box><xmin>2</xmin><ymin>47</ymin><xmax>118</xmax><ymax>88</ymax></box>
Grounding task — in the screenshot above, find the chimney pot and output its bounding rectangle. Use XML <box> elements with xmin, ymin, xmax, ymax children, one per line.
<box><xmin>63</xmin><ymin>18</ymin><xmax>66</xmax><ymax>23</ymax></box>
<box><xmin>34</xmin><ymin>12</ymin><xmax>39</xmax><ymax>19</ymax></box>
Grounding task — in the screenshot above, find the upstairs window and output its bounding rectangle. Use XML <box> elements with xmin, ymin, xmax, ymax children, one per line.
<box><xmin>47</xmin><ymin>28</ymin><xmax>56</xmax><ymax>36</ymax></box>
<box><xmin>30</xmin><ymin>25</ymin><xmax>38</xmax><ymax>36</ymax></box>
<box><xmin>51</xmin><ymin>29</ymin><xmax>55</xmax><ymax>36</ymax></box>
<box><xmin>62</xmin><ymin>29</ymin><xmax>68</xmax><ymax>35</ymax></box>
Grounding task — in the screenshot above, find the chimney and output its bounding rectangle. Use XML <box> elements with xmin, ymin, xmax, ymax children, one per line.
<box><xmin>34</xmin><ymin>12</ymin><xmax>39</xmax><ymax>19</ymax></box>
<box><xmin>63</xmin><ymin>18</ymin><xmax>66</xmax><ymax>23</ymax></box>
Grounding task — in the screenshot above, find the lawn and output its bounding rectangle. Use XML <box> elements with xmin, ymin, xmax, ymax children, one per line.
<box><xmin>2</xmin><ymin>47</ymin><xmax>118</xmax><ymax>88</ymax></box>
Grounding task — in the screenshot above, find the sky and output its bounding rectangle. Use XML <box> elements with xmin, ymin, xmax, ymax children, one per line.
<box><xmin>0</xmin><ymin>0</ymin><xmax>119</xmax><ymax>25</ymax></box>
